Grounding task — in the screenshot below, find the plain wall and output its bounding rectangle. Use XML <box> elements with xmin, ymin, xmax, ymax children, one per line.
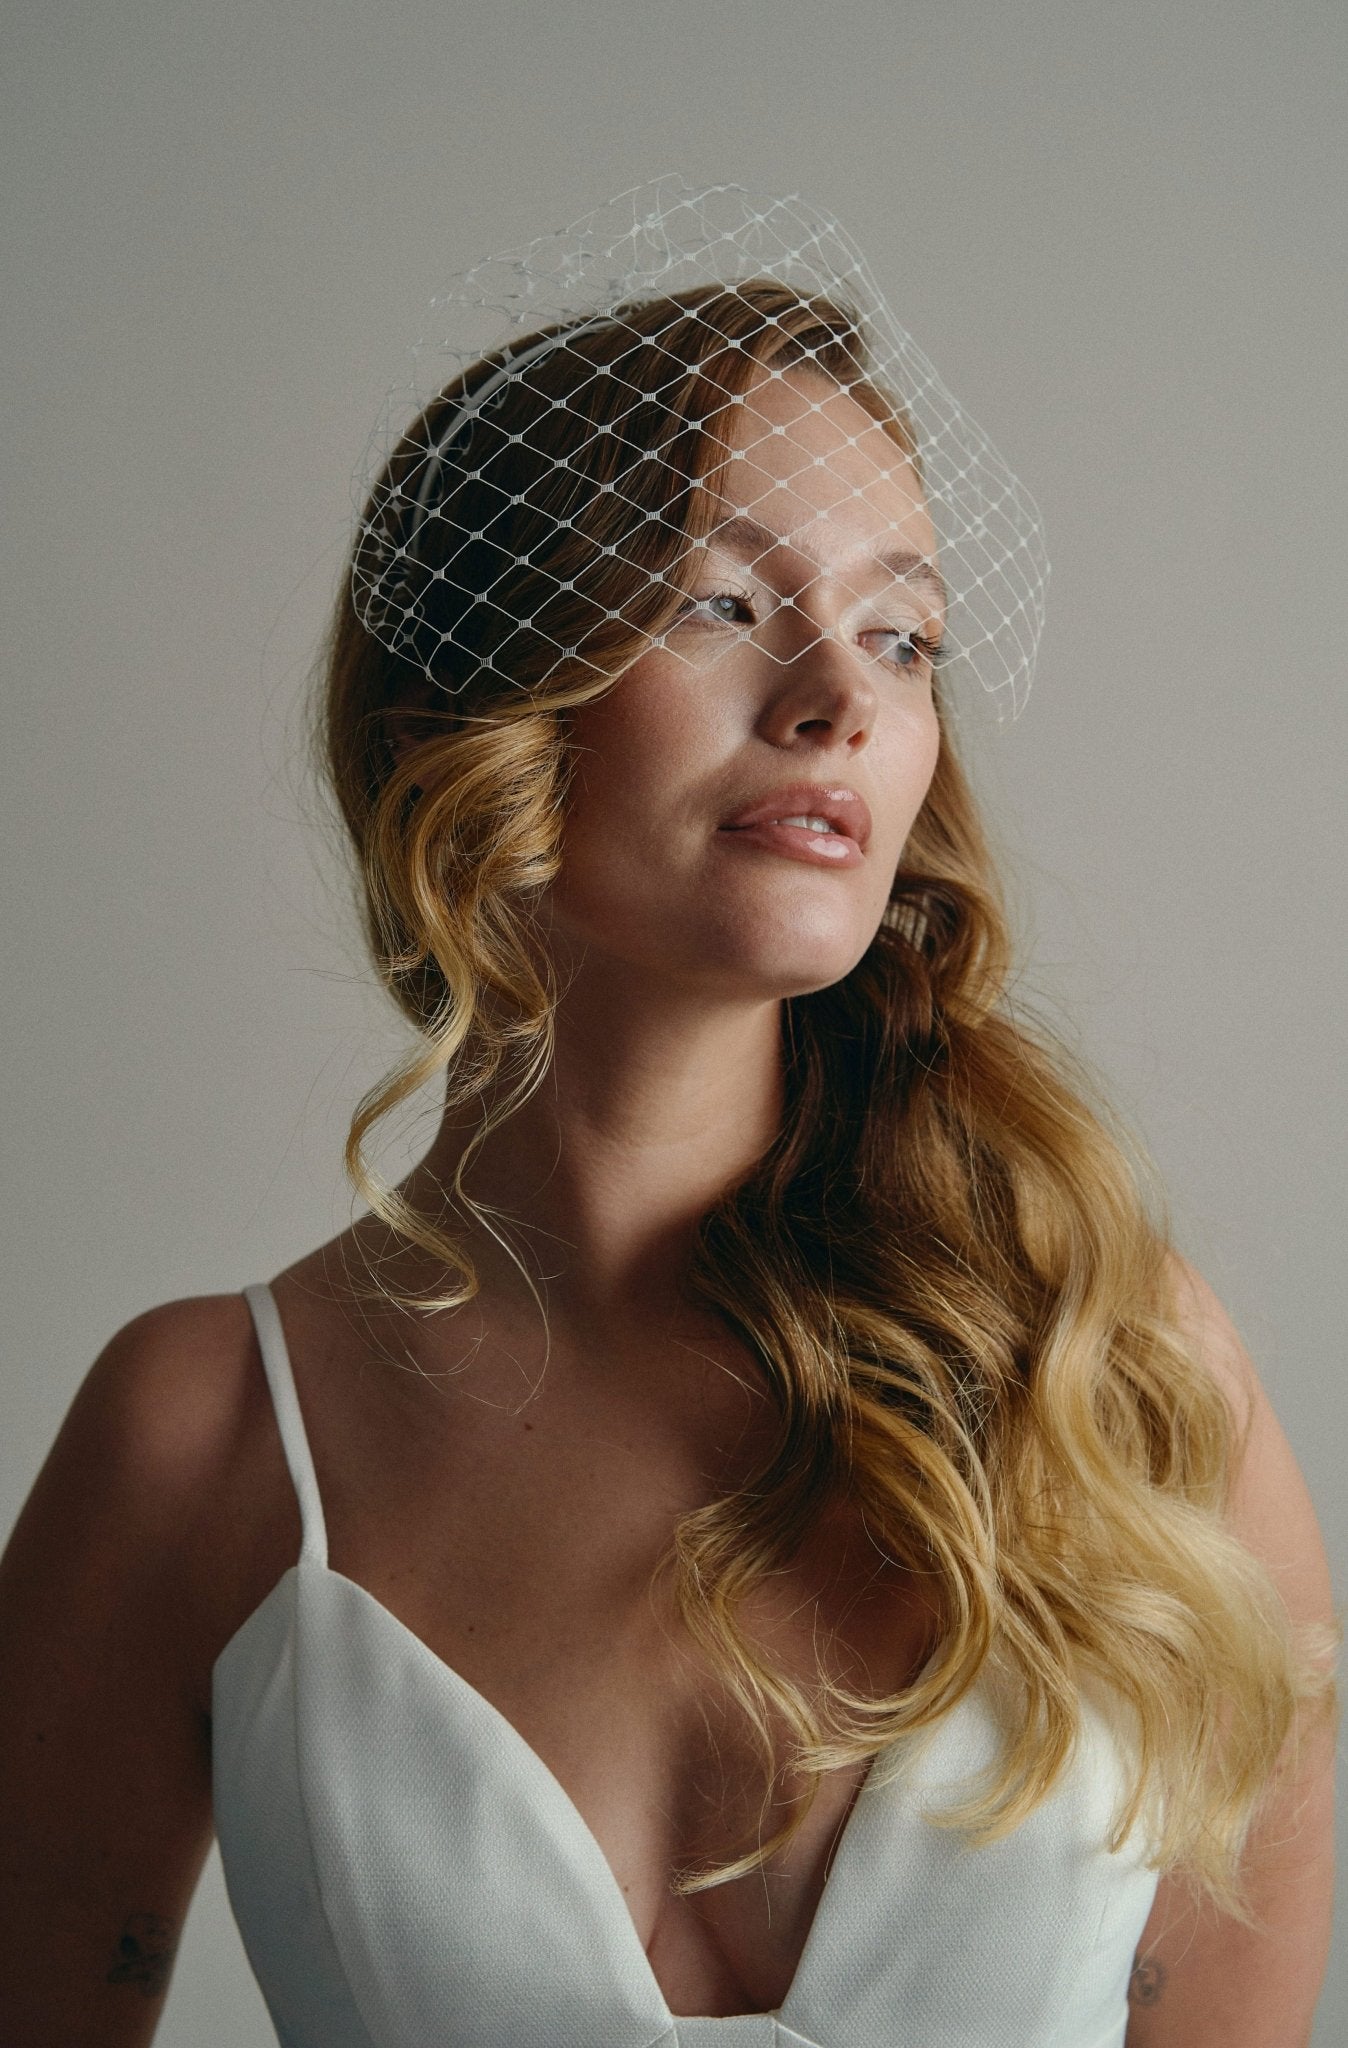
<box><xmin>2</xmin><ymin>0</ymin><xmax>1343</xmax><ymax>2040</ymax></box>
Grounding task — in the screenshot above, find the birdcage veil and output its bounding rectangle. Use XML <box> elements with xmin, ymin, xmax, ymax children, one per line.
<box><xmin>351</xmin><ymin>176</ymin><xmax>1048</xmax><ymax>724</ymax></box>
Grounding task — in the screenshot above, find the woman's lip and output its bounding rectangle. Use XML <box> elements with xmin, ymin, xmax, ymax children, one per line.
<box><xmin>717</xmin><ymin>819</ymin><xmax>863</xmax><ymax>868</ymax></box>
<box><xmin>718</xmin><ymin>784</ymin><xmax>872</xmax><ymax>849</ymax></box>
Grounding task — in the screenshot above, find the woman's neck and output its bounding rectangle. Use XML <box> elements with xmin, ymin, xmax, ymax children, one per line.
<box><xmin>409</xmin><ymin>979</ymin><xmax>786</xmax><ymax>1335</ymax></box>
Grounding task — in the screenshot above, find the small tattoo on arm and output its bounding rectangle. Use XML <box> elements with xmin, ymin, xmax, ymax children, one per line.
<box><xmin>1128</xmin><ymin>1950</ymin><xmax>1167</xmax><ymax>2006</ymax></box>
<box><xmin>106</xmin><ymin>1912</ymin><xmax>177</xmax><ymax>1998</ymax></box>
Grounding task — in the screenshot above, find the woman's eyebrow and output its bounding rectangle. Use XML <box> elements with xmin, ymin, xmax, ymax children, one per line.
<box><xmin>705</xmin><ymin>512</ymin><xmax>948</xmax><ymax>615</ymax></box>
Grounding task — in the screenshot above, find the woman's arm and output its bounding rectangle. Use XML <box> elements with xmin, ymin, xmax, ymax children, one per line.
<box><xmin>1125</xmin><ymin>1259</ymin><xmax>1339</xmax><ymax>2048</ymax></box>
<box><xmin>0</xmin><ymin>1301</ymin><xmax>245</xmax><ymax>2046</ymax></box>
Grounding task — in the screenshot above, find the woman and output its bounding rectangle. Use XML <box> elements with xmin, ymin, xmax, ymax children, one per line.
<box><xmin>0</xmin><ymin>185</ymin><xmax>1338</xmax><ymax>2047</ymax></box>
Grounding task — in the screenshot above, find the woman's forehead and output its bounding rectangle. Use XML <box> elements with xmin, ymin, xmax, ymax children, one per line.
<box><xmin>709</xmin><ymin>369</ymin><xmax>938</xmax><ymax>577</ymax></box>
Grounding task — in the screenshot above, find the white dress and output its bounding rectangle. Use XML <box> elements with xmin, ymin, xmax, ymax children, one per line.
<box><xmin>211</xmin><ymin>1282</ymin><xmax>1160</xmax><ymax>2048</ymax></box>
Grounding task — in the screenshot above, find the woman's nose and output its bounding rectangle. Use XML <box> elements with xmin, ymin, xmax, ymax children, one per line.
<box><xmin>759</xmin><ymin>605</ymin><xmax>879</xmax><ymax>747</ymax></box>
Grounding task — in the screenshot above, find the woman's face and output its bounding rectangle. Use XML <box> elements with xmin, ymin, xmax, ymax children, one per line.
<box><xmin>544</xmin><ymin>367</ymin><xmax>944</xmax><ymax>1001</ymax></box>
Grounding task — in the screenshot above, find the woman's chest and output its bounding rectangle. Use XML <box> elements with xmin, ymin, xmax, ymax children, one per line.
<box><xmin>333</xmin><ymin>1449</ymin><xmax>934</xmax><ymax>2013</ymax></box>
<box><xmin>209</xmin><ymin>1301</ymin><xmax>938</xmax><ymax>2016</ymax></box>
<box><xmin>208</xmin><ymin>1285</ymin><xmax>1158</xmax><ymax>2040</ymax></box>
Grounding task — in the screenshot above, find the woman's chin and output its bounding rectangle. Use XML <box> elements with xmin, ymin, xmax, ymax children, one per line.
<box><xmin>696</xmin><ymin>940</ymin><xmax>874</xmax><ymax>1002</ymax></box>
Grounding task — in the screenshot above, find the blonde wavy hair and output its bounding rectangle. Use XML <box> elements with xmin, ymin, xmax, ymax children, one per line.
<box><xmin>317</xmin><ymin>279</ymin><xmax>1337</xmax><ymax>1922</ymax></box>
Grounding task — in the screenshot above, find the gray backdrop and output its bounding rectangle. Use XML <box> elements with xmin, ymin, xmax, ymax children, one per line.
<box><xmin>2</xmin><ymin>0</ymin><xmax>1343</xmax><ymax>2040</ymax></box>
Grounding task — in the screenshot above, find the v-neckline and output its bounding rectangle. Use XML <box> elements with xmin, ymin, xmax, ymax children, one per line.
<box><xmin>215</xmin><ymin>1557</ymin><xmax>960</xmax><ymax>2027</ymax></box>
<box><xmin>229</xmin><ymin>1281</ymin><xmax>970</xmax><ymax>2027</ymax></box>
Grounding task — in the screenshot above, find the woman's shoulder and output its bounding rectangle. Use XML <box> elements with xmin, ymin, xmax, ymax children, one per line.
<box><xmin>63</xmin><ymin>1294</ymin><xmax>283</xmax><ymax>1552</ymax></box>
<box><xmin>10</xmin><ymin>1290</ymin><xmax>304</xmax><ymax>1714</ymax></box>
<box><xmin>1159</xmin><ymin>1250</ymin><xmax>1334</xmax><ymax>1659</ymax></box>
<box><xmin>73</xmin><ymin>1290</ymin><xmax>263</xmax><ymax>1458</ymax></box>
<box><xmin>1160</xmin><ymin>1249</ymin><xmax>1257</xmax><ymax>1435</ymax></box>
<box><xmin>11</xmin><ymin>1293</ymin><xmax>262</xmax><ymax>1556</ymax></box>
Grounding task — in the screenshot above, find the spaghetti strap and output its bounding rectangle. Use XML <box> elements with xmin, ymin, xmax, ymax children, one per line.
<box><xmin>242</xmin><ymin>1282</ymin><xmax>329</xmax><ymax>1567</ymax></box>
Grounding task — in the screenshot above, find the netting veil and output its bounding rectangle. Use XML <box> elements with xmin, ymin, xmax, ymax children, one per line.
<box><xmin>352</xmin><ymin>178</ymin><xmax>1048</xmax><ymax>723</ymax></box>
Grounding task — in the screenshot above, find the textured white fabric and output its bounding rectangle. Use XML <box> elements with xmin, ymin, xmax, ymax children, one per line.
<box><xmin>212</xmin><ymin>1284</ymin><xmax>1160</xmax><ymax>2048</ymax></box>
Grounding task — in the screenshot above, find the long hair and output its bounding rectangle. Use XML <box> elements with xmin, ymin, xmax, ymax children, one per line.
<box><xmin>316</xmin><ymin>279</ymin><xmax>1337</xmax><ymax>1920</ymax></box>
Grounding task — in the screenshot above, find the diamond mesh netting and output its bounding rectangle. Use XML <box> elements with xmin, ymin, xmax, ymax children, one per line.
<box><xmin>351</xmin><ymin>177</ymin><xmax>1048</xmax><ymax>725</ymax></box>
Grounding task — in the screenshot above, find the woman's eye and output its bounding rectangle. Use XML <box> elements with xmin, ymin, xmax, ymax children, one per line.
<box><xmin>681</xmin><ymin>591</ymin><xmax>754</xmax><ymax>626</ymax></box>
<box><xmin>866</xmin><ymin>627</ymin><xmax>940</xmax><ymax>671</ymax></box>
